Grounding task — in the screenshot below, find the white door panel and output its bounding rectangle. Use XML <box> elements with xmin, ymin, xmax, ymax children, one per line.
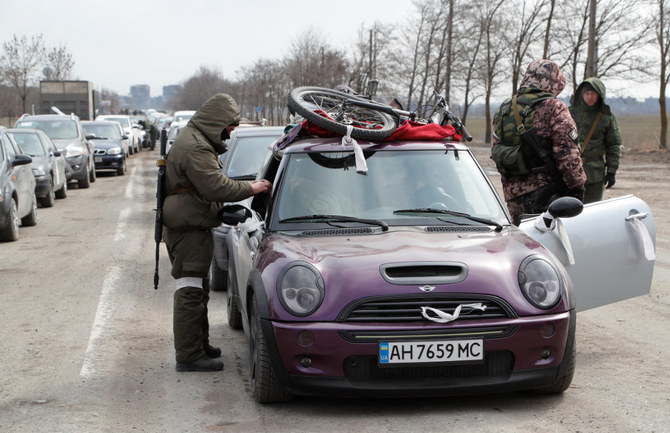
<box><xmin>519</xmin><ymin>195</ymin><xmax>655</xmax><ymax>311</ymax></box>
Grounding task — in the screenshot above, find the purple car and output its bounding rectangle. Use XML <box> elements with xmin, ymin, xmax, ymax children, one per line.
<box><xmin>220</xmin><ymin>134</ymin><xmax>655</xmax><ymax>403</ymax></box>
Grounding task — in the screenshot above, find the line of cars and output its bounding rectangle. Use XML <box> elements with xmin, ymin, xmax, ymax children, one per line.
<box><xmin>0</xmin><ymin>112</ymin><xmax>151</xmax><ymax>242</ymax></box>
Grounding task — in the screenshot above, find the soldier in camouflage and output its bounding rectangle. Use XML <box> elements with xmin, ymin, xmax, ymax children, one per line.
<box><xmin>569</xmin><ymin>78</ymin><xmax>622</xmax><ymax>203</ymax></box>
<box><xmin>492</xmin><ymin>59</ymin><xmax>586</xmax><ymax>225</ymax></box>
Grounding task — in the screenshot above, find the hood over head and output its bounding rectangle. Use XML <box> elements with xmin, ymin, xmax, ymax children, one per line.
<box><xmin>187</xmin><ymin>94</ymin><xmax>241</xmax><ymax>152</ymax></box>
<box><xmin>573</xmin><ymin>77</ymin><xmax>607</xmax><ymax>107</ymax></box>
<box><xmin>519</xmin><ymin>59</ymin><xmax>566</xmax><ymax>96</ymax></box>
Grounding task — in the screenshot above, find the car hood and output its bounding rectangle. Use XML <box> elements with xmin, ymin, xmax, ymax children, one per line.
<box><xmin>51</xmin><ymin>138</ymin><xmax>82</xmax><ymax>150</ymax></box>
<box><xmin>90</xmin><ymin>139</ymin><xmax>123</xmax><ymax>149</ymax></box>
<box><xmin>257</xmin><ymin>227</ymin><xmax>570</xmax><ymax>321</ymax></box>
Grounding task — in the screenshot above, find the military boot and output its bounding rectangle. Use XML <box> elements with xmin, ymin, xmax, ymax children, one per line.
<box><xmin>175</xmin><ymin>356</ymin><xmax>223</xmax><ymax>372</ymax></box>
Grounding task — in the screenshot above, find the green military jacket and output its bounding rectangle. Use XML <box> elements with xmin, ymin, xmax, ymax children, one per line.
<box><xmin>163</xmin><ymin>94</ymin><xmax>253</xmax><ymax>230</ymax></box>
<box><xmin>569</xmin><ymin>77</ymin><xmax>622</xmax><ymax>185</ymax></box>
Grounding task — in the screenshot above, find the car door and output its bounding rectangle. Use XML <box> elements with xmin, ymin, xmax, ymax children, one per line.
<box><xmin>519</xmin><ymin>195</ymin><xmax>656</xmax><ymax>311</ymax></box>
<box><xmin>3</xmin><ymin>131</ymin><xmax>34</xmax><ymax>215</ymax></box>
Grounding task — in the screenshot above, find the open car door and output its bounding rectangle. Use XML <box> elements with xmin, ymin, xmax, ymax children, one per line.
<box><xmin>519</xmin><ymin>195</ymin><xmax>656</xmax><ymax>311</ymax></box>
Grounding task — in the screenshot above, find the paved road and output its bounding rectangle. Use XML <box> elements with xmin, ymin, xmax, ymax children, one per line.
<box><xmin>0</xmin><ymin>146</ymin><xmax>668</xmax><ymax>433</ymax></box>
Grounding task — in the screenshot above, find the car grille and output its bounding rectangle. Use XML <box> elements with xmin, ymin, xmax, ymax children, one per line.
<box><xmin>339</xmin><ymin>325</ymin><xmax>518</xmax><ymax>343</ymax></box>
<box><xmin>343</xmin><ymin>351</ymin><xmax>514</xmax><ymax>385</ymax></box>
<box><xmin>337</xmin><ymin>294</ymin><xmax>516</xmax><ymax>322</ymax></box>
<box><xmin>94</xmin><ymin>149</ymin><xmax>107</xmax><ymax>155</ymax></box>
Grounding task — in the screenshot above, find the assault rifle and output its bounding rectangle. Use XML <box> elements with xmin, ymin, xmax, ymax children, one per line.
<box><xmin>153</xmin><ymin>128</ymin><xmax>168</xmax><ymax>290</ymax></box>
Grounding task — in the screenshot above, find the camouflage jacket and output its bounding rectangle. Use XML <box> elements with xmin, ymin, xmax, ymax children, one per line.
<box><xmin>569</xmin><ymin>77</ymin><xmax>622</xmax><ymax>185</ymax></box>
<box><xmin>492</xmin><ymin>59</ymin><xmax>585</xmax><ymax>202</ymax></box>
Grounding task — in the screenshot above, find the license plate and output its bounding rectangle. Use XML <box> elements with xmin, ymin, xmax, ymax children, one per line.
<box><xmin>94</xmin><ymin>157</ymin><xmax>103</xmax><ymax>163</ymax></box>
<box><xmin>379</xmin><ymin>339</ymin><xmax>483</xmax><ymax>364</ymax></box>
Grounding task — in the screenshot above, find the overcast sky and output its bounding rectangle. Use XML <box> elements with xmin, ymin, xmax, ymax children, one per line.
<box><xmin>2</xmin><ymin>1</ymin><xmax>659</xmax><ymax>100</ymax></box>
<box><xmin>1</xmin><ymin>0</ymin><xmax>413</xmax><ymax>98</ymax></box>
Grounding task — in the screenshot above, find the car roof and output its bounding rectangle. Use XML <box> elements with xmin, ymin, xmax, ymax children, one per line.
<box><xmin>231</xmin><ymin>126</ymin><xmax>285</xmax><ymax>137</ymax></box>
<box><xmin>17</xmin><ymin>114</ymin><xmax>78</xmax><ymax>121</ymax></box>
<box><xmin>277</xmin><ymin>136</ymin><xmax>468</xmax><ymax>155</ymax></box>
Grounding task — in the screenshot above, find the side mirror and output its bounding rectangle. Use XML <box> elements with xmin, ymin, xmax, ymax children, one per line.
<box><xmin>52</xmin><ymin>150</ymin><xmax>62</xmax><ymax>157</ymax></box>
<box><xmin>12</xmin><ymin>154</ymin><xmax>32</xmax><ymax>166</ymax></box>
<box><xmin>218</xmin><ymin>204</ymin><xmax>252</xmax><ymax>226</ymax></box>
<box><xmin>122</xmin><ymin>135</ymin><xmax>129</xmax><ymax>140</ymax></box>
<box><xmin>547</xmin><ymin>196</ymin><xmax>583</xmax><ymax>219</ymax></box>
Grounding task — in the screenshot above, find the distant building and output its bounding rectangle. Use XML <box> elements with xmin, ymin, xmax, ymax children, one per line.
<box><xmin>162</xmin><ymin>85</ymin><xmax>180</xmax><ymax>103</ymax></box>
<box><xmin>130</xmin><ymin>84</ymin><xmax>151</xmax><ymax>110</ymax></box>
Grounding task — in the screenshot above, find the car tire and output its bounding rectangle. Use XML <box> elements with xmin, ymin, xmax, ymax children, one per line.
<box><xmin>0</xmin><ymin>198</ymin><xmax>20</xmax><ymax>241</ymax></box>
<box><xmin>117</xmin><ymin>159</ymin><xmax>126</xmax><ymax>176</ymax></box>
<box><xmin>40</xmin><ymin>177</ymin><xmax>55</xmax><ymax>208</ymax></box>
<box><xmin>55</xmin><ymin>181</ymin><xmax>67</xmax><ymax>199</ymax></box>
<box><xmin>89</xmin><ymin>164</ymin><xmax>96</xmax><ymax>183</ymax></box>
<box><xmin>21</xmin><ymin>195</ymin><xmax>38</xmax><ymax>227</ymax></box>
<box><xmin>210</xmin><ymin>256</ymin><xmax>228</xmax><ymax>292</ymax></box>
<box><xmin>250</xmin><ymin>293</ymin><xmax>292</xmax><ymax>403</ymax></box>
<box><xmin>78</xmin><ymin>163</ymin><xmax>91</xmax><ymax>188</ymax></box>
<box><xmin>227</xmin><ymin>269</ymin><xmax>242</xmax><ymax>330</ymax></box>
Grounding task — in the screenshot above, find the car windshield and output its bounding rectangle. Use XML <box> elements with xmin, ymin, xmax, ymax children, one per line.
<box><xmin>84</xmin><ymin>124</ymin><xmax>119</xmax><ymax>139</ymax></box>
<box><xmin>11</xmin><ymin>133</ymin><xmax>45</xmax><ymax>156</ymax></box>
<box><xmin>103</xmin><ymin>117</ymin><xmax>130</xmax><ymax>128</ymax></box>
<box><xmin>226</xmin><ymin>135</ymin><xmax>279</xmax><ymax>178</ymax></box>
<box><xmin>275</xmin><ymin>148</ymin><xmax>506</xmax><ymax>225</ymax></box>
<box><xmin>16</xmin><ymin>119</ymin><xmax>78</xmax><ymax>140</ymax></box>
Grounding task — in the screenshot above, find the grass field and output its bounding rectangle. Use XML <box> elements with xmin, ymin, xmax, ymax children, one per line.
<box><xmin>464</xmin><ymin>115</ymin><xmax>667</xmax><ymax>152</ymax></box>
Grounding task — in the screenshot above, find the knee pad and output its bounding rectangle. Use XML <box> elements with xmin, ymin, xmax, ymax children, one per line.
<box><xmin>175</xmin><ymin>277</ymin><xmax>203</xmax><ymax>290</ymax></box>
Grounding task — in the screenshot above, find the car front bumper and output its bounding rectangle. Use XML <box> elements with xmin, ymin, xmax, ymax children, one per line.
<box><xmin>94</xmin><ymin>154</ymin><xmax>124</xmax><ymax>171</ymax></box>
<box><xmin>263</xmin><ymin>310</ymin><xmax>575</xmax><ymax>397</ymax></box>
<box><xmin>65</xmin><ymin>155</ymin><xmax>88</xmax><ymax>181</ymax></box>
<box><xmin>33</xmin><ymin>175</ymin><xmax>51</xmax><ymax>198</ymax></box>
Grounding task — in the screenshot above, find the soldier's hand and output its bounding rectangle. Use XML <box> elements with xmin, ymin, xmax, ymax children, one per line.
<box><xmin>604</xmin><ymin>173</ymin><xmax>616</xmax><ymax>189</ymax></box>
<box><xmin>251</xmin><ymin>179</ymin><xmax>272</xmax><ymax>195</ymax></box>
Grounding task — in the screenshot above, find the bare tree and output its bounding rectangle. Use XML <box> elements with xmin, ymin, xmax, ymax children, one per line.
<box><xmin>657</xmin><ymin>0</ymin><xmax>670</xmax><ymax>149</ymax></box>
<box><xmin>45</xmin><ymin>44</ymin><xmax>74</xmax><ymax>80</ymax></box>
<box><xmin>0</xmin><ymin>34</ymin><xmax>45</xmax><ymax>114</ymax></box>
<box><xmin>585</xmin><ymin>0</ymin><xmax>598</xmax><ymax>77</ymax></box>
<box><xmin>543</xmin><ymin>0</ymin><xmax>556</xmax><ymax>58</ymax></box>
<box><xmin>168</xmin><ymin>66</ymin><xmax>233</xmax><ymax>110</ymax></box>
<box><xmin>506</xmin><ymin>0</ymin><xmax>547</xmax><ymax>94</ymax></box>
<box><xmin>479</xmin><ymin>0</ymin><xmax>507</xmax><ymax>143</ymax></box>
<box><xmin>283</xmin><ymin>29</ymin><xmax>349</xmax><ymax>89</ymax></box>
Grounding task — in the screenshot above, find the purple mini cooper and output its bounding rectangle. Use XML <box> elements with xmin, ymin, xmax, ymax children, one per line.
<box><xmin>220</xmin><ymin>133</ymin><xmax>655</xmax><ymax>403</ymax></box>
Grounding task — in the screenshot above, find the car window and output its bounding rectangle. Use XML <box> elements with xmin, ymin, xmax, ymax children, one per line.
<box><xmin>275</xmin><ymin>149</ymin><xmax>506</xmax><ymax>223</ymax></box>
<box><xmin>225</xmin><ymin>135</ymin><xmax>278</xmax><ymax>177</ymax></box>
<box><xmin>0</xmin><ymin>133</ymin><xmax>6</xmax><ymax>160</ymax></box>
<box><xmin>38</xmin><ymin>133</ymin><xmax>58</xmax><ymax>153</ymax></box>
<box><xmin>83</xmin><ymin>124</ymin><xmax>119</xmax><ymax>139</ymax></box>
<box><xmin>11</xmin><ymin>132</ymin><xmax>46</xmax><ymax>156</ymax></box>
<box><xmin>16</xmin><ymin>119</ymin><xmax>78</xmax><ymax>140</ymax></box>
<box><xmin>2</xmin><ymin>131</ymin><xmax>17</xmax><ymax>159</ymax></box>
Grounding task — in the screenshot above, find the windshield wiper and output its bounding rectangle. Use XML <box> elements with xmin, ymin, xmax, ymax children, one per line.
<box><xmin>279</xmin><ymin>214</ymin><xmax>389</xmax><ymax>231</ymax></box>
<box><xmin>393</xmin><ymin>208</ymin><xmax>503</xmax><ymax>232</ymax></box>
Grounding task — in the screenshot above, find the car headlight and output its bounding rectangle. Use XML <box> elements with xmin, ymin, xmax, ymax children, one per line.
<box><xmin>65</xmin><ymin>146</ymin><xmax>84</xmax><ymax>157</ymax></box>
<box><xmin>107</xmin><ymin>147</ymin><xmax>122</xmax><ymax>155</ymax></box>
<box><xmin>32</xmin><ymin>168</ymin><xmax>46</xmax><ymax>176</ymax></box>
<box><xmin>278</xmin><ymin>262</ymin><xmax>325</xmax><ymax>317</ymax></box>
<box><xmin>518</xmin><ymin>256</ymin><xmax>562</xmax><ymax>309</ymax></box>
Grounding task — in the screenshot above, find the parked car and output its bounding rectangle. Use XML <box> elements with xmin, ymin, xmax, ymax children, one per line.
<box><xmin>81</xmin><ymin>121</ymin><xmax>128</xmax><ymax>176</ymax></box>
<box><xmin>14</xmin><ymin>114</ymin><xmax>96</xmax><ymax>189</ymax></box>
<box><xmin>209</xmin><ymin>126</ymin><xmax>285</xmax><ymax>291</ymax></box>
<box><xmin>8</xmin><ymin>128</ymin><xmax>67</xmax><ymax>207</ymax></box>
<box><xmin>0</xmin><ymin>126</ymin><xmax>37</xmax><ymax>241</ymax></box>
<box><xmin>95</xmin><ymin>115</ymin><xmax>141</xmax><ymax>154</ymax></box>
<box><xmin>218</xmin><ymin>132</ymin><xmax>655</xmax><ymax>403</ymax></box>
<box><xmin>171</xmin><ymin>110</ymin><xmax>195</xmax><ymax>126</ymax></box>
<box><xmin>164</xmin><ymin>120</ymin><xmax>188</xmax><ymax>154</ymax></box>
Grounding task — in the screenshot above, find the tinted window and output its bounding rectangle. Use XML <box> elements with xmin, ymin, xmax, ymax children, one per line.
<box><xmin>225</xmin><ymin>135</ymin><xmax>279</xmax><ymax>178</ymax></box>
<box><xmin>83</xmin><ymin>124</ymin><xmax>120</xmax><ymax>139</ymax></box>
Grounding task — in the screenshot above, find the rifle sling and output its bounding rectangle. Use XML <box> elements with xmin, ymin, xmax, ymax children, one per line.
<box><xmin>580</xmin><ymin>112</ymin><xmax>602</xmax><ymax>159</ymax></box>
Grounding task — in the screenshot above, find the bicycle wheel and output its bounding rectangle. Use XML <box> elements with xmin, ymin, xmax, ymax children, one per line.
<box><xmin>287</xmin><ymin>87</ymin><xmax>397</xmax><ymax>140</ymax></box>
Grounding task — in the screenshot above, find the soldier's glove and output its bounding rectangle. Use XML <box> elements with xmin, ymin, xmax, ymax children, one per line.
<box><xmin>605</xmin><ymin>173</ymin><xmax>616</xmax><ymax>189</ymax></box>
<box><xmin>566</xmin><ymin>186</ymin><xmax>585</xmax><ymax>202</ymax></box>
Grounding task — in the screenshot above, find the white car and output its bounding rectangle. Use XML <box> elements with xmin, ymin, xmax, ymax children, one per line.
<box><xmin>95</xmin><ymin>115</ymin><xmax>141</xmax><ymax>154</ymax></box>
<box><xmin>170</xmin><ymin>110</ymin><xmax>196</xmax><ymax>127</ymax></box>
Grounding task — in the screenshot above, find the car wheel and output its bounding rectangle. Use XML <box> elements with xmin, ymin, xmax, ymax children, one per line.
<box><xmin>40</xmin><ymin>177</ymin><xmax>55</xmax><ymax>208</ymax></box>
<box><xmin>227</xmin><ymin>269</ymin><xmax>242</xmax><ymax>330</ymax></box>
<box><xmin>210</xmin><ymin>256</ymin><xmax>228</xmax><ymax>292</ymax></box>
<box><xmin>55</xmin><ymin>181</ymin><xmax>67</xmax><ymax>199</ymax></box>
<box><xmin>21</xmin><ymin>194</ymin><xmax>38</xmax><ymax>227</ymax></box>
<box><xmin>249</xmin><ymin>293</ymin><xmax>292</xmax><ymax>403</ymax></box>
<box><xmin>78</xmin><ymin>163</ymin><xmax>91</xmax><ymax>188</ymax></box>
<box><xmin>117</xmin><ymin>159</ymin><xmax>126</xmax><ymax>176</ymax></box>
<box><xmin>0</xmin><ymin>198</ymin><xmax>20</xmax><ymax>241</ymax></box>
<box><xmin>89</xmin><ymin>164</ymin><xmax>96</xmax><ymax>182</ymax></box>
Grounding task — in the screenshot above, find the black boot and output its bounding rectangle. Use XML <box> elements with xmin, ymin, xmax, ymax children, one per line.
<box><xmin>204</xmin><ymin>344</ymin><xmax>222</xmax><ymax>358</ymax></box>
<box><xmin>176</xmin><ymin>356</ymin><xmax>223</xmax><ymax>372</ymax></box>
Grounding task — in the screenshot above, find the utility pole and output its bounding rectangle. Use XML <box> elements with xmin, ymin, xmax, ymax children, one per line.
<box><xmin>585</xmin><ymin>0</ymin><xmax>598</xmax><ymax>78</ymax></box>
